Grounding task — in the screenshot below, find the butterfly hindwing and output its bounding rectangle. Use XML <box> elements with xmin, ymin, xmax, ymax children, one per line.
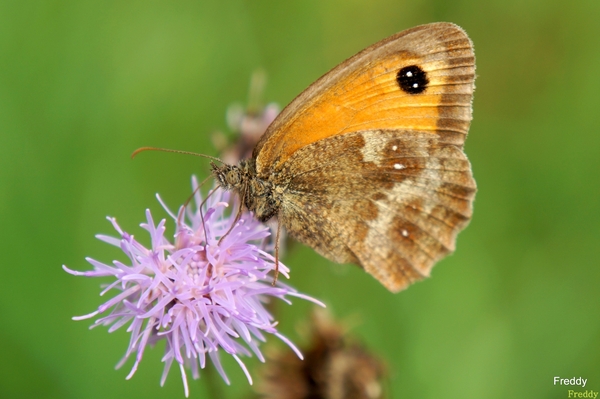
<box><xmin>278</xmin><ymin>128</ymin><xmax>475</xmax><ymax>292</ymax></box>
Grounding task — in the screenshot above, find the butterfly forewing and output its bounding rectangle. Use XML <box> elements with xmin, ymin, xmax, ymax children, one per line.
<box><xmin>254</xmin><ymin>23</ymin><xmax>475</xmax><ymax>174</ymax></box>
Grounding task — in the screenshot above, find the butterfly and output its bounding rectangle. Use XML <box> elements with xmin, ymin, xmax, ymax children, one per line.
<box><xmin>212</xmin><ymin>22</ymin><xmax>476</xmax><ymax>292</ymax></box>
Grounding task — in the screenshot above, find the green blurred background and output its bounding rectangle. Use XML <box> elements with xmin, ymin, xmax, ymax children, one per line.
<box><xmin>2</xmin><ymin>1</ymin><xmax>599</xmax><ymax>398</ymax></box>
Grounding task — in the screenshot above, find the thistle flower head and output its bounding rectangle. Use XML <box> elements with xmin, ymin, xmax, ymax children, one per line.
<box><xmin>257</xmin><ymin>309</ymin><xmax>386</xmax><ymax>399</ymax></box>
<box><xmin>64</xmin><ymin>177</ymin><xmax>322</xmax><ymax>397</ymax></box>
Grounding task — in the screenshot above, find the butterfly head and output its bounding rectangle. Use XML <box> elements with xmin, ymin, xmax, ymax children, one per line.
<box><xmin>211</xmin><ymin>160</ymin><xmax>281</xmax><ymax>223</ymax></box>
<box><xmin>210</xmin><ymin>161</ymin><xmax>248</xmax><ymax>191</ymax></box>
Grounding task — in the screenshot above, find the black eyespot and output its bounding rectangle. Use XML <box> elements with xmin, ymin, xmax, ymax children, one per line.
<box><xmin>396</xmin><ymin>65</ymin><xmax>428</xmax><ymax>94</ymax></box>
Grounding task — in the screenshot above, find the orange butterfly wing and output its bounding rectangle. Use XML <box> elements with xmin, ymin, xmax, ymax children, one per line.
<box><xmin>254</xmin><ymin>22</ymin><xmax>475</xmax><ymax>175</ymax></box>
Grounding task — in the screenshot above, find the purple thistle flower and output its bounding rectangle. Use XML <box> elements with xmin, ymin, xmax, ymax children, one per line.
<box><xmin>63</xmin><ymin>177</ymin><xmax>323</xmax><ymax>397</ymax></box>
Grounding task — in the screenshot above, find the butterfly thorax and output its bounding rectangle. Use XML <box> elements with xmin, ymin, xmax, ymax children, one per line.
<box><xmin>211</xmin><ymin>159</ymin><xmax>282</xmax><ymax>222</ymax></box>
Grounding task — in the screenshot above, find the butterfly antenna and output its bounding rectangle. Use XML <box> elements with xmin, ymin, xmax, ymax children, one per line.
<box><xmin>131</xmin><ymin>146</ymin><xmax>225</xmax><ymax>164</ymax></box>
<box><xmin>132</xmin><ymin>146</ymin><xmax>224</xmax><ymax>240</ymax></box>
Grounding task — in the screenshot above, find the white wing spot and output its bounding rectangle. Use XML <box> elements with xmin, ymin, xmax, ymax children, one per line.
<box><xmin>401</xmin><ymin>229</ymin><xmax>409</xmax><ymax>237</ymax></box>
<box><xmin>393</xmin><ymin>163</ymin><xmax>405</xmax><ymax>170</ymax></box>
